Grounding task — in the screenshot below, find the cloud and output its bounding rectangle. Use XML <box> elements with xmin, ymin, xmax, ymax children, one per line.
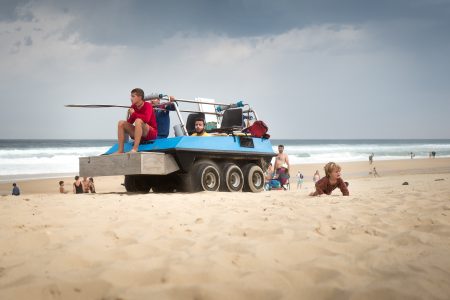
<box><xmin>0</xmin><ymin>0</ymin><xmax>449</xmax><ymax>139</ymax></box>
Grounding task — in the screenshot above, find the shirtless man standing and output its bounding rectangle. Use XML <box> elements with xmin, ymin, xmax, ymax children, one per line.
<box><xmin>274</xmin><ymin>144</ymin><xmax>290</xmax><ymax>187</ymax></box>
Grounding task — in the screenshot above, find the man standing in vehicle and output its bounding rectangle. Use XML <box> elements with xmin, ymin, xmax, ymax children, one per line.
<box><xmin>116</xmin><ymin>88</ymin><xmax>157</xmax><ymax>153</ymax></box>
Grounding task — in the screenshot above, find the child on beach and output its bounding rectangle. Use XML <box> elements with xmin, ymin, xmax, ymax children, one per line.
<box><xmin>310</xmin><ymin>162</ymin><xmax>349</xmax><ymax>196</ymax></box>
<box><xmin>88</xmin><ymin>177</ymin><xmax>96</xmax><ymax>193</ymax></box>
<box><xmin>59</xmin><ymin>181</ymin><xmax>68</xmax><ymax>194</ymax></box>
<box><xmin>296</xmin><ymin>171</ymin><xmax>304</xmax><ymax>190</ymax></box>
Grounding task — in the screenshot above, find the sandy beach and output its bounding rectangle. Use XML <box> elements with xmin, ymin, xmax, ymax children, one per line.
<box><xmin>1</xmin><ymin>158</ymin><xmax>450</xmax><ymax>299</ymax></box>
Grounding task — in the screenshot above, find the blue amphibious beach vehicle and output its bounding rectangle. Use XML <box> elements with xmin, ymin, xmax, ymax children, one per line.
<box><xmin>75</xmin><ymin>96</ymin><xmax>275</xmax><ymax>193</ymax></box>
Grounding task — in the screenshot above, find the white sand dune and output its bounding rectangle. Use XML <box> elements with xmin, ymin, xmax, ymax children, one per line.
<box><xmin>1</xmin><ymin>159</ymin><xmax>450</xmax><ymax>299</ymax></box>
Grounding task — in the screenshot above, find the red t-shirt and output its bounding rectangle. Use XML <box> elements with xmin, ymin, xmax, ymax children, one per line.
<box><xmin>127</xmin><ymin>102</ymin><xmax>157</xmax><ymax>131</ymax></box>
<box><xmin>313</xmin><ymin>177</ymin><xmax>349</xmax><ymax>196</ymax></box>
<box><xmin>127</xmin><ymin>101</ymin><xmax>158</xmax><ymax>140</ymax></box>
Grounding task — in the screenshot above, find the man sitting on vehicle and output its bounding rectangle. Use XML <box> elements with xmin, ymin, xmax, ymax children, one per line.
<box><xmin>116</xmin><ymin>88</ymin><xmax>157</xmax><ymax>153</ymax></box>
<box><xmin>146</xmin><ymin>94</ymin><xmax>176</xmax><ymax>139</ymax></box>
<box><xmin>190</xmin><ymin>118</ymin><xmax>210</xmax><ymax>136</ymax></box>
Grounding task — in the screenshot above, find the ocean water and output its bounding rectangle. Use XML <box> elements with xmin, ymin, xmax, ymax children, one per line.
<box><xmin>0</xmin><ymin>140</ymin><xmax>113</xmax><ymax>182</ymax></box>
<box><xmin>1</xmin><ymin>139</ymin><xmax>449</xmax><ymax>181</ymax></box>
<box><xmin>273</xmin><ymin>139</ymin><xmax>450</xmax><ymax>165</ymax></box>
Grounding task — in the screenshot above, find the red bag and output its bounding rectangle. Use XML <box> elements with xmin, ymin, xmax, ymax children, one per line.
<box><xmin>242</xmin><ymin>120</ymin><xmax>270</xmax><ymax>138</ymax></box>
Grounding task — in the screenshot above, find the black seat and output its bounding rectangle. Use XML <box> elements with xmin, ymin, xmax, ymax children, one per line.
<box><xmin>186</xmin><ymin>112</ymin><xmax>205</xmax><ymax>135</ymax></box>
<box><xmin>220</xmin><ymin>108</ymin><xmax>243</xmax><ymax>130</ymax></box>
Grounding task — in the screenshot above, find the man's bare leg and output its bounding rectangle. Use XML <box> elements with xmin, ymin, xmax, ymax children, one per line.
<box><xmin>131</xmin><ymin>119</ymin><xmax>150</xmax><ymax>152</ymax></box>
<box><xmin>117</xmin><ymin>120</ymin><xmax>135</xmax><ymax>153</ymax></box>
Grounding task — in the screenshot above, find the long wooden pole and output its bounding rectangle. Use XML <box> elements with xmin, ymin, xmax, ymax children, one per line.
<box><xmin>65</xmin><ymin>104</ymin><xmax>221</xmax><ymax>115</ymax></box>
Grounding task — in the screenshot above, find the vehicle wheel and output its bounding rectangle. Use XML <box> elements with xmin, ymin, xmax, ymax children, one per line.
<box><xmin>152</xmin><ymin>184</ymin><xmax>175</xmax><ymax>193</ymax></box>
<box><xmin>221</xmin><ymin>163</ymin><xmax>244</xmax><ymax>192</ymax></box>
<box><xmin>242</xmin><ymin>164</ymin><xmax>265</xmax><ymax>193</ymax></box>
<box><xmin>124</xmin><ymin>175</ymin><xmax>151</xmax><ymax>193</ymax></box>
<box><xmin>151</xmin><ymin>174</ymin><xmax>178</xmax><ymax>193</ymax></box>
<box><xmin>194</xmin><ymin>160</ymin><xmax>220</xmax><ymax>192</ymax></box>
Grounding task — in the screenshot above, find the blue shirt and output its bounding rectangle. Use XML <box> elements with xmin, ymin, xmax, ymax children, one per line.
<box><xmin>12</xmin><ymin>186</ymin><xmax>20</xmax><ymax>196</ymax></box>
<box><xmin>156</xmin><ymin>103</ymin><xmax>175</xmax><ymax>138</ymax></box>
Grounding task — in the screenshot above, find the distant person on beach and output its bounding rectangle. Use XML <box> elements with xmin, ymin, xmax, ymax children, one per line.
<box><xmin>313</xmin><ymin>170</ymin><xmax>320</xmax><ymax>183</ymax></box>
<box><xmin>88</xmin><ymin>177</ymin><xmax>96</xmax><ymax>193</ymax></box>
<box><xmin>372</xmin><ymin>167</ymin><xmax>380</xmax><ymax>177</ymax></box>
<box><xmin>82</xmin><ymin>177</ymin><xmax>90</xmax><ymax>193</ymax></box>
<box><xmin>190</xmin><ymin>118</ymin><xmax>210</xmax><ymax>136</ymax></box>
<box><xmin>11</xmin><ymin>183</ymin><xmax>20</xmax><ymax>196</ymax></box>
<box><xmin>369</xmin><ymin>153</ymin><xmax>374</xmax><ymax>164</ymax></box>
<box><xmin>264</xmin><ymin>163</ymin><xmax>274</xmax><ymax>191</ymax></box>
<box><xmin>310</xmin><ymin>162</ymin><xmax>349</xmax><ymax>196</ymax></box>
<box><xmin>274</xmin><ymin>145</ymin><xmax>290</xmax><ymax>188</ymax></box>
<box><xmin>432</xmin><ymin>151</ymin><xmax>436</xmax><ymax>158</ymax></box>
<box><xmin>296</xmin><ymin>171</ymin><xmax>304</xmax><ymax>190</ymax></box>
<box><xmin>73</xmin><ymin>176</ymin><xmax>84</xmax><ymax>194</ymax></box>
<box><xmin>116</xmin><ymin>88</ymin><xmax>157</xmax><ymax>154</ymax></box>
<box><xmin>59</xmin><ymin>181</ymin><xmax>68</xmax><ymax>194</ymax></box>
<box><xmin>148</xmin><ymin>95</ymin><xmax>176</xmax><ymax>139</ymax></box>
<box><xmin>410</xmin><ymin>152</ymin><xmax>415</xmax><ymax>159</ymax></box>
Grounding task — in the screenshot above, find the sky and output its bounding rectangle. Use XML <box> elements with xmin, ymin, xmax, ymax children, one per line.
<box><xmin>0</xmin><ymin>0</ymin><xmax>449</xmax><ymax>139</ymax></box>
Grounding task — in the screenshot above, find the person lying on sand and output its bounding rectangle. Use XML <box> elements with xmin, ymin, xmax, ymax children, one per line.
<box><xmin>310</xmin><ymin>162</ymin><xmax>349</xmax><ymax>196</ymax></box>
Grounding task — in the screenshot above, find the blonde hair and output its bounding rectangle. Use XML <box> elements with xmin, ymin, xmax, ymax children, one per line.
<box><xmin>324</xmin><ymin>162</ymin><xmax>341</xmax><ymax>177</ymax></box>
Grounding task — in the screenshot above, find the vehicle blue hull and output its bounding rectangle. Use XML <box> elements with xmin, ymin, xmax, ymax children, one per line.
<box><xmin>104</xmin><ymin>136</ymin><xmax>275</xmax><ymax>157</ymax></box>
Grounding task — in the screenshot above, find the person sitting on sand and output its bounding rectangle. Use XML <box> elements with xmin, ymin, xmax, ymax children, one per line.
<box><xmin>73</xmin><ymin>176</ymin><xmax>84</xmax><ymax>194</ymax></box>
<box><xmin>116</xmin><ymin>88</ymin><xmax>158</xmax><ymax>153</ymax></box>
<box><xmin>82</xmin><ymin>176</ymin><xmax>90</xmax><ymax>193</ymax></box>
<box><xmin>264</xmin><ymin>162</ymin><xmax>274</xmax><ymax>191</ymax></box>
<box><xmin>88</xmin><ymin>177</ymin><xmax>96</xmax><ymax>193</ymax></box>
<box><xmin>59</xmin><ymin>181</ymin><xmax>69</xmax><ymax>194</ymax></box>
<box><xmin>310</xmin><ymin>162</ymin><xmax>349</xmax><ymax>196</ymax></box>
<box><xmin>190</xmin><ymin>118</ymin><xmax>210</xmax><ymax>136</ymax></box>
<box><xmin>12</xmin><ymin>183</ymin><xmax>20</xmax><ymax>196</ymax></box>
